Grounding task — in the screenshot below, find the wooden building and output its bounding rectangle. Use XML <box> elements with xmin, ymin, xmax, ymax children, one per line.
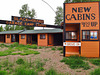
<box><xmin>0</xmin><ymin>29</ymin><xmax>63</xmax><ymax>46</ymax></box>
<box><xmin>63</xmin><ymin>1</ymin><xmax>100</xmax><ymax>57</ymax></box>
<box><xmin>0</xmin><ymin>30</ymin><xmax>23</xmax><ymax>43</ymax></box>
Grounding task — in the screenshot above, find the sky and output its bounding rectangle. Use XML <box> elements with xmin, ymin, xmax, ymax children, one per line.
<box><xmin>0</xmin><ymin>0</ymin><xmax>64</xmax><ymax>29</ymax></box>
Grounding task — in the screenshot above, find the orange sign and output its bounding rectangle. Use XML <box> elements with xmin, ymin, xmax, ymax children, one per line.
<box><xmin>65</xmin><ymin>2</ymin><xmax>99</xmax><ymax>30</ymax></box>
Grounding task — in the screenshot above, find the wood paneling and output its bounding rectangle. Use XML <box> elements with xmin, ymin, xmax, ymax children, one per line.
<box><xmin>5</xmin><ymin>34</ymin><xmax>11</xmax><ymax>43</ymax></box>
<box><xmin>38</xmin><ymin>34</ymin><xmax>48</xmax><ymax>46</ymax></box>
<box><xmin>19</xmin><ymin>34</ymin><xmax>27</xmax><ymax>45</ymax></box>
<box><xmin>81</xmin><ymin>41</ymin><xmax>99</xmax><ymax>57</ymax></box>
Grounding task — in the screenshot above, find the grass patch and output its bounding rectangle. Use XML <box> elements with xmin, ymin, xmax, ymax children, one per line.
<box><xmin>61</xmin><ymin>56</ymin><xmax>90</xmax><ymax>70</ymax></box>
<box><xmin>57</xmin><ymin>47</ymin><xmax>63</xmax><ymax>50</ymax></box>
<box><xmin>51</xmin><ymin>48</ymin><xmax>56</xmax><ymax>51</ymax></box>
<box><xmin>0</xmin><ymin>43</ymin><xmax>40</xmax><ymax>56</ymax></box>
<box><xmin>39</xmin><ymin>46</ymin><xmax>42</xmax><ymax>49</ymax></box>
<box><xmin>90</xmin><ymin>68</ymin><xmax>100</xmax><ymax>75</ymax></box>
<box><xmin>14</xmin><ymin>66</ymin><xmax>38</xmax><ymax>75</ymax></box>
<box><xmin>0</xmin><ymin>70</ymin><xmax>7</xmax><ymax>75</ymax></box>
<box><xmin>16</xmin><ymin>58</ymin><xmax>25</xmax><ymax>64</ymax></box>
<box><xmin>89</xmin><ymin>59</ymin><xmax>100</xmax><ymax>66</ymax></box>
<box><xmin>45</xmin><ymin>68</ymin><xmax>64</xmax><ymax>75</ymax></box>
<box><xmin>0</xmin><ymin>44</ymin><xmax>9</xmax><ymax>48</ymax></box>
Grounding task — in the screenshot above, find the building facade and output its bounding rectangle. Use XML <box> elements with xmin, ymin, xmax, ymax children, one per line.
<box><xmin>63</xmin><ymin>2</ymin><xmax>100</xmax><ymax>57</ymax></box>
<box><xmin>0</xmin><ymin>29</ymin><xmax>63</xmax><ymax>46</ymax></box>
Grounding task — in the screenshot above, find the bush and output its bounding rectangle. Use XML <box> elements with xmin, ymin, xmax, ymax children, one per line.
<box><xmin>89</xmin><ymin>59</ymin><xmax>100</xmax><ymax>66</ymax></box>
<box><xmin>51</xmin><ymin>48</ymin><xmax>56</xmax><ymax>50</ymax></box>
<box><xmin>57</xmin><ymin>47</ymin><xmax>63</xmax><ymax>50</ymax></box>
<box><xmin>45</xmin><ymin>68</ymin><xmax>64</xmax><ymax>75</ymax></box>
<box><xmin>10</xmin><ymin>42</ymin><xmax>19</xmax><ymax>48</ymax></box>
<box><xmin>61</xmin><ymin>56</ymin><xmax>90</xmax><ymax>70</ymax></box>
<box><xmin>16</xmin><ymin>58</ymin><xmax>24</xmax><ymax>64</ymax></box>
<box><xmin>45</xmin><ymin>68</ymin><xmax>57</xmax><ymax>75</ymax></box>
<box><xmin>35</xmin><ymin>59</ymin><xmax>45</xmax><ymax>71</ymax></box>
<box><xmin>33</xmin><ymin>44</ymin><xmax>37</xmax><ymax>49</ymax></box>
<box><xmin>39</xmin><ymin>46</ymin><xmax>42</xmax><ymax>49</ymax></box>
<box><xmin>0</xmin><ymin>71</ymin><xmax>7</xmax><ymax>75</ymax></box>
<box><xmin>90</xmin><ymin>68</ymin><xmax>100</xmax><ymax>75</ymax></box>
<box><xmin>14</xmin><ymin>66</ymin><xmax>38</xmax><ymax>75</ymax></box>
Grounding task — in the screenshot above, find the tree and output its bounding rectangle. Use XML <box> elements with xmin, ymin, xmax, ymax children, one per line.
<box><xmin>4</xmin><ymin>25</ymin><xmax>10</xmax><ymax>31</ymax></box>
<box><xmin>19</xmin><ymin>4</ymin><xmax>36</xmax><ymax>30</ymax></box>
<box><xmin>10</xmin><ymin>25</ymin><xmax>15</xmax><ymax>30</ymax></box>
<box><xmin>0</xmin><ymin>26</ymin><xmax>3</xmax><ymax>32</ymax></box>
<box><xmin>55</xmin><ymin>6</ymin><xmax>63</xmax><ymax>25</ymax></box>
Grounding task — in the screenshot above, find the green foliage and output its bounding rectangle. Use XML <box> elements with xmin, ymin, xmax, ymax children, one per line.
<box><xmin>89</xmin><ymin>59</ymin><xmax>100</xmax><ymax>66</ymax></box>
<box><xmin>45</xmin><ymin>68</ymin><xmax>58</xmax><ymax>75</ymax></box>
<box><xmin>39</xmin><ymin>46</ymin><xmax>42</xmax><ymax>49</ymax></box>
<box><xmin>61</xmin><ymin>56</ymin><xmax>90</xmax><ymax>70</ymax></box>
<box><xmin>0</xmin><ymin>44</ymin><xmax>9</xmax><ymax>48</ymax></box>
<box><xmin>33</xmin><ymin>44</ymin><xmax>37</xmax><ymax>49</ymax></box>
<box><xmin>0</xmin><ymin>43</ymin><xmax>40</xmax><ymax>56</ymax></box>
<box><xmin>26</xmin><ymin>44</ymin><xmax>37</xmax><ymax>49</ymax></box>
<box><xmin>51</xmin><ymin>48</ymin><xmax>56</xmax><ymax>50</ymax></box>
<box><xmin>57</xmin><ymin>47</ymin><xmax>63</xmax><ymax>50</ymax></box>
<box><xmin>55</xmin><ymin>6</ymin><xmax>63</xmax><ymax>25</ymax></box>
<box><xmin>45</xmin><ymin>68</ymin><xmax>64</xmax><ymax>75</ymax></box>
<box><xmin>14</xmin><ymin>66</ymin><xmax>38</xmax><ymax>75</ymax></box>
<box><xmin>19</xmin><ymin>4</ymin><xmax>35</xmax><ymax>30</ymax></box>
<box><xmin>0</xmin><ymin>26</ymin><xmax>4</xmax><ymax>32</ymax></box>
<box><xmin>16</xmin><ymin>58</ymin><xmax>25</xmax><ymax>64</ymax></box>
<box><xmin>3</xmin><ymin>60</ymin><xmax>9</xmax><ymax>67</ymax></box>
<box><xmin>90</xmin><ymin>68</ymin><xmax>100</xmax><ymax>75</ymax></box>
<box><xmin>0</xmin><ymin>70</ymin><xmax>7</xmax><ymax>75</ymax></box>
<box><xmin>35</xmin><ymin>59</ymin><xmax>45</xmax><ymax>71</ymax></box>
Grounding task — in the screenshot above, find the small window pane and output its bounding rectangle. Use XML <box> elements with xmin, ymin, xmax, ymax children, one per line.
<box><xmin>21</xmin><ymin>35</ymin><xmax>25</xmax><ymax>39</ymax></box>
<box><xmin>40</xmin><ymin>34</ymin><xmax>45</xmax><ymax>39</ymax></box>
<box><xmin>66</xmin><ymin>32</ymin><xmax>77</xmax><ymax>40</ymax></box>
<box><xmin>66</xmin><ymin>32</ymin><xmax>69</xmax><ymax>39</ymax></box>
<box><xmin>82</xmin><ymin>31</ymin><xmax>90</xmax><ymax>40</ymax></box>
<box><xmin>7</xmin><ymin>35</ymin><xmax>10</xmax><ymax>38</ymax></box>
<box><xmin>71</xmin><ymin>32</ymin><xmax>76</xmax><ymax>39</ymax></box>
<box><xmin>90</xmin><ymin>31</ymin><xmax>98</xmax><ymax>40</ymax></box>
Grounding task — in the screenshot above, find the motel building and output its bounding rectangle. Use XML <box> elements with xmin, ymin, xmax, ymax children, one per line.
<box><xmin>0</xmin><ymin>29</ymin><xmax>63</xmax><ymax>46</ymax></box>
<box><xmin>1</xmin><ymin>1</ymin><xmax>100</xmax><ymax>58</ymax></box>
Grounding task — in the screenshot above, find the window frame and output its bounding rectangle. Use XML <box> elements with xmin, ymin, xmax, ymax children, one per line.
<box><xmin>65</xmin><ymin>31</ymin><xmax>77</xmax><ymax>41</ymax></box>
<box><xmin>7</xmin><ymin>35</ymin><xmax>10</xmax><ymax>38</ymax></box>
<box><xmin>40</xmin><ymin>34</ymin><xmax>46</xmax><ymax>39</ymax></box>
<box><xmin>82</xmin><ymin>30</ymin><xmax>99</xmax><ymax>41</ymax></box>
<box><xmin>21</xmin><ymin>35</ymin><xmax>25</xmax><ymax>39</ymax></box>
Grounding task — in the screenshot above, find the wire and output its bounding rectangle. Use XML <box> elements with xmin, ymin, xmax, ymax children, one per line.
<box><xmin>42</xmin><ymin>0</ymin><xmax>56</xmax><ymax>14</ymax></box>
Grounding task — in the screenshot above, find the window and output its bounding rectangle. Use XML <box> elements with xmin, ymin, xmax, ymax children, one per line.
<box><xmin>0</xmin><ymin>35</ymin><xmax>4</xmax><ymax>42</ymax></box>
<box><xmin>11</xmin><ymin>34</ymin><xmax>15</xmax><ymax>42</ymax></box>
<box><xmin>40</xmin><ymin>34</ymin><xmax>45</xmax><ymax>39</ymax></box>
<box><xmin>21</xmin><ymin>35</ymin><xmax>25</xmax><ymax>39</ymax></box>
<box><xmin>66</xmin><ymin>32</ymin><xmax>77</xmax><ymax>40</ymax></box>
<box><xmin>83</xmin><ymin>31</ymin><xmax>89</xmax><ymax>40</ymax></box>
<box><xmin>82</xmin><ymin>31</ymin><xmax>98</xmax><ymax>41</ymax></box>
<box><xmin>90</xmin><ymin>31</ymin><xmax>98</xmax><ymax>40</ymax></box>
<box><xmin>7</xmin><ymin>35</ymin><xmax>10</xmax><ymax>38</ymax></box>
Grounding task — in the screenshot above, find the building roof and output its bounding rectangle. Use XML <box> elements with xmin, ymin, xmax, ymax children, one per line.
<box><xmin>20</xmin><ymin>29</ymin><xmax>63</xmax><ymax>34</ymax></box>
<box><xmin>0</xmin><ymin>30</ymin><xmax>23</xmax><ymax>34</ymax></box>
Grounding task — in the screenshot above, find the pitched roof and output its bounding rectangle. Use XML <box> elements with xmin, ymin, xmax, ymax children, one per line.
<box><xmin>20</xmin><ymin>29</ymin><xmax>63</xmax><ymax>34</ymax></box>
<box><xmin>0</xmin><ymin>29</ymin><xmax>63</xmax><ymax>34</ymax></box>
<box><xmin>0</xmin><ymin>30</ymin><xmax>23</xmax><ymax>34</ymax></box>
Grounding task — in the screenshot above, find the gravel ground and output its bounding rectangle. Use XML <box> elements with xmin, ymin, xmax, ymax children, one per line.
<box><xmin>0</xmin><ymin>46</ymin><xmax>98</xmax><ymax>75</ymax></box>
